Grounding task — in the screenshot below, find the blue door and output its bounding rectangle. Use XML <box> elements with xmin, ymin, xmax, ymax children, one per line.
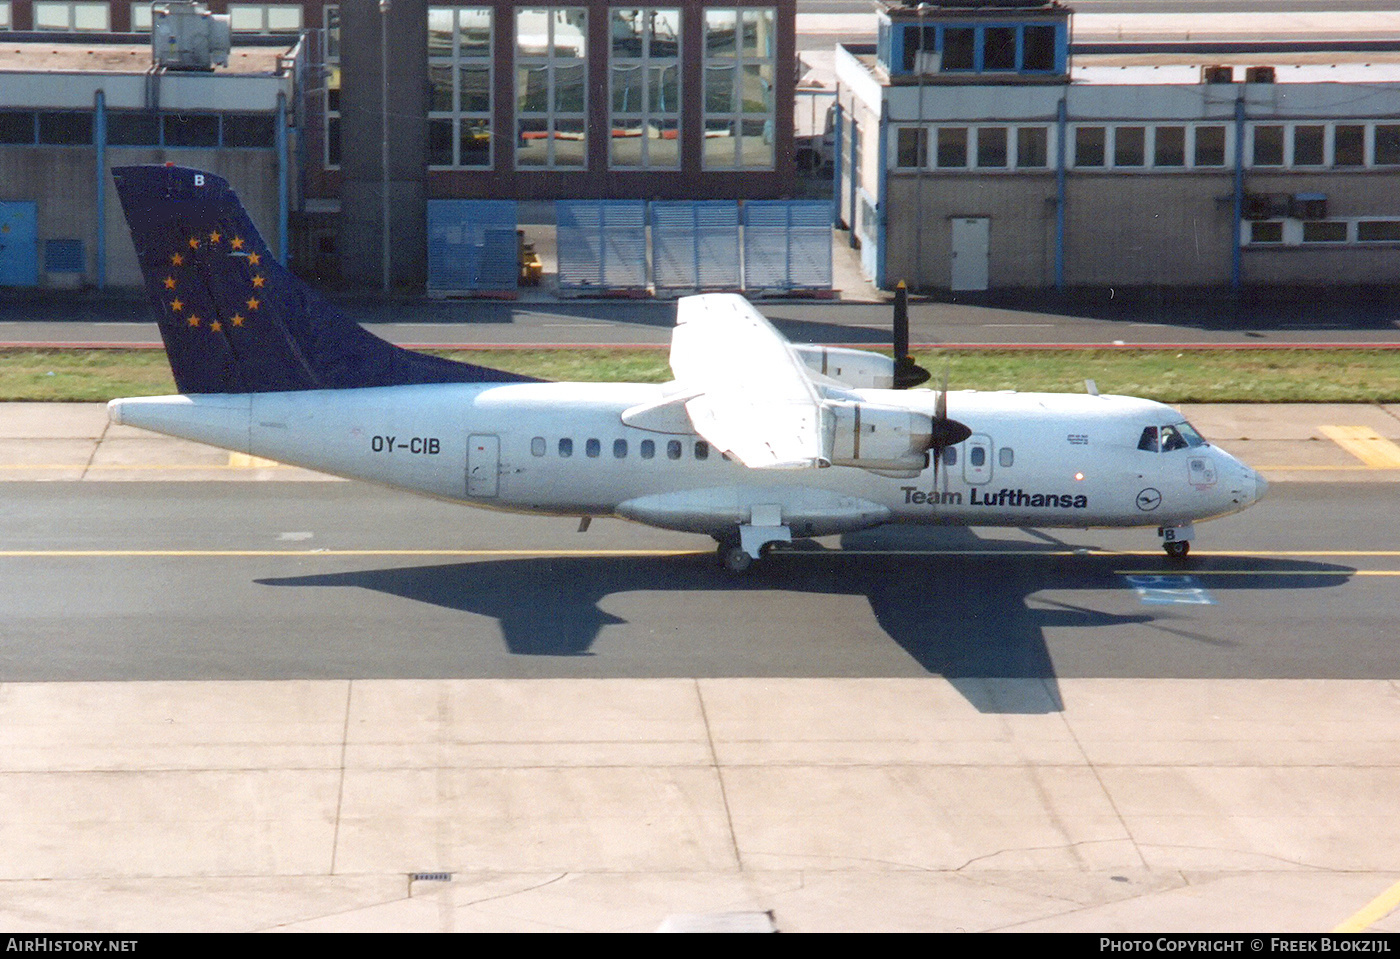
<box><xmin>0</xmin><ymin>202</ymin><xmax>38</xmax><ymax>287</ymax></box>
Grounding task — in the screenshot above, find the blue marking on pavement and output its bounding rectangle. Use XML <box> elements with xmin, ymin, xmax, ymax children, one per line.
<box><xmin>1123</xmin><ymin>574</ymin><xmax>1216</xmax><ymax>605</ymax></box>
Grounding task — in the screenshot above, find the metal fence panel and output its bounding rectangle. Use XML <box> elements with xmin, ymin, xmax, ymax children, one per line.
<box><xmin>652</xmin><ymin>201</ymin><xmax>741</xmax><ymax>292</ymax></box>
<box><xmin>426</xmin><ymin>200</ymin><xmax>518</xmax><ymax>294</ymax></box>
<box><xmin>743</xmin><ymin>200</ymin><xmax>833</xmax><ymax>292</ymax></box>
<box><xmin>556</xmin><ymin>200</ymin><xmax>648</xmax><ymax>294</ymax></box>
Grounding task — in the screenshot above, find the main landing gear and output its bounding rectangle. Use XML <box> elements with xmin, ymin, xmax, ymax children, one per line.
<box><xmin>1159</xmin><ymin>523</ymin><xmax>1194</xmax><ymax>560</ymax></box>
<box><xmin>715</xmin><ymin>522</ymin><xmax>792</xmax><ymax>573</ymax></box>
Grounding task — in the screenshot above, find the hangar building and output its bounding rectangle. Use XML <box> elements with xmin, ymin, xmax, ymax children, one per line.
<box><xmin>835</xmin><ymin>0</ymin><xmax>1400</xmax><ymax>292</ymax></box>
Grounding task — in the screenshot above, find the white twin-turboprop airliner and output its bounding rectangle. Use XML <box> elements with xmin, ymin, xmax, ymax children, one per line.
<box><xmin>107</xmin><ymin>165</ymin><xmax>1266</xmax><ymax>572</ymax></box>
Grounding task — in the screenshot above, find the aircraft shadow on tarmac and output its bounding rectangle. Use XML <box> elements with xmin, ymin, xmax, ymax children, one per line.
<box><xmin>257</xmin><ymin>527</ymin><xmax>1354</xmax><ymax>715</ymax></box>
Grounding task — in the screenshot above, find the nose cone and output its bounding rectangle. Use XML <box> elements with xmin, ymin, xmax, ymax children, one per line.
<box><xmin>1252</xmin><ymin>468</ymin><xmax>1269</xmax><ymax>503</ymax></box>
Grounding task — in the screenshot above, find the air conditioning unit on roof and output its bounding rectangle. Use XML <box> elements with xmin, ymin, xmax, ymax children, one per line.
<box><xmin>152</xmin><ymin>1</ymin><xmax>232</xmax><ymax>71</ymax></box>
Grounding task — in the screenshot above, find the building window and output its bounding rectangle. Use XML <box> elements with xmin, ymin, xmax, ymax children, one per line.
<box><xmin>942</xmin><ymin>26</ymin><xmax>974</xmax><ymax>70</ymax></box>
<box><xmin>429</xmin><ymin>7</ymin><xmax>493</xmax><ymax>168</ymax></box>
<box><xmin>1022</xmin><ymin>25</ymin><xmax>1056</xmax><ymax>71</ymax></box>
<box><xmin>0</xmin><ymin>2</ymin><xmax>10</xmax><ymax>29</ymax></box>
<box><xmin>1252</xmin><ymin>125</ymin><xmax>1284</xmax><ymax>166</ymax></box>
<box><xmin>1302</xmin><ymin>221</ymin><xmax>1347</xmax><ymax>243</ymax></box>
<box><xmin>1016</xmin><ymin>126</ymin><xmax>1047</xmax><ymax>168</ymax></box>
<box><xmin>1074</xmin><ymin>126</ymin><xmax>1105</xmax><ymax>167</ymax></box>
<box><xmin>1293</xmin><ymin>125</ymin><xmax>1324</xmax><ymax>166</ymax></box>
<box><xmin>516</xmin><ymin>7</ymin><xmax>588</xmax><ymax>169</ymax></box>
<box><xmin>975</xmin><ymin>126</ymin><xmax>1007</xmax><ymax>168</ymax></box>
<box><xmin>1334</xmin><ymin>124</ymin><xmax>1365</xmax><ymax>167</ymax></box>
<box><xmin>1194</xmin><ymin>125</ymin><xmax>1226</xmax><ymax>167</ymax></box>
<box><xmin>322</xmin><ymin>5</ymin><xmax>340</xmax><ymax>168</ymax></box>
<box><xmin>34</xmin><ymin>1</ymin><xmax>109</xmax><ymax>31</ymax></box>
<box><xmin>703</xmin><ymin>7</ymin><xmax>776</xmax><ymax>170</ymax></box>
<box><xmin>1154</xmin><ymin>126</ymin><xmax>1185</xmax><ymax>167</ymax></box>
<box><xmin>129</xmin><ymin>1</ymin><xmax>151</xmax><ymax>30</ymax></box>
<box><xmin>1376</xmin><ymin>125</ymin><xmax>1400</xmax><ymax>166</ymax></box>
<box><xmin>895</xmin><ymin>127</ymin><xmax>925</xmax><ymax>168</ymax></box>
<box><xmin>0</xmin><ymin>112</ymin><xmax>36</xmax><ymax>143</ymax></box>
<box><xmin>983</xmin><ymin>26</ymin><xmax>1015</xmax><ymax>71</ymax></box>
<box><xmin>1115</xmin><ymin>126</ymin><xmax>1145</xmax><ymax>167</ymax></box>
<box><xmin>609</xmin><ymin>8</ymin><xmax>681</xmax><ymax>169</ymax></box>
<box><xmin>228</xmin><ymin>4</ymin><xmax>302</xmax><ymax>33</ymax></box>
<box><xmin>1359</xmin><ymin>220</ymin><xmax>1400</xmax><ymax>242</ymax></box>
<box><xmin>37</xmin><ymin>111</ymin><xmax>92</xmax><ymax>145</ymax></box>
<box><xmin>1249</xmin><ymin>221</ymin><xmax>1283</xmax><ymax>244</ymax></box>
<box><xmin>936</xmin><ymin>126</ymin><xmax>966</xmax><ymax>168</ymax></box>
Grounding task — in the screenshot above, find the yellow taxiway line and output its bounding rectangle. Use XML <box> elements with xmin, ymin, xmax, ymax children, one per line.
<box><xmin>1320</xmin><ymin>425</ymin><xmax>1400</xmax><ymax>469</ymax></box>
<box><xmin>1334</xmin><ymin>877</ymin><xmax>1400</xmax><ymax>933</ymax></box>
<box><xmin>1</xmin><ymin>548</ymin><xmax>1399</xmax><ymax>561</ymax></box>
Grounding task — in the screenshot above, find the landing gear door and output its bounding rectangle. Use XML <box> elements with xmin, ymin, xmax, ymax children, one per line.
<box><xmin>467</xmin><ymin>434</ymin><xmax>499</xmax><ymax>497</ymax></box>
<box><xmin>963</xmin><ymin>434</ymin><xmax>993</xmax><ymax>485</ymax></box>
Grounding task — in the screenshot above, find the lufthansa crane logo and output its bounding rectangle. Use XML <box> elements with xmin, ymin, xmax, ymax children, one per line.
<box><xmin>1136</xmin><ymin>488</ymin><xmax>1162</xmax><ymax>511</ymax></box>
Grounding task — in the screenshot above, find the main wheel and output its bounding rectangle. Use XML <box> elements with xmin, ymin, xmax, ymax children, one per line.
<box><xmin>1164</xmin><ymin>540</ymin><xmax>1190</xmax><ymax>559</ymax></box>
<box><xmin>719</xmin><ymin>544</ymin><xmax>754</xmax><ymax>573</ymax></box>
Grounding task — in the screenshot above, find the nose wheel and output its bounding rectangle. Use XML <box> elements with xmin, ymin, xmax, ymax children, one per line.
<box><xmin>1158</xmin><ymin>523</ymin><xmax>1194</xmax><ymax>560</ymax></box>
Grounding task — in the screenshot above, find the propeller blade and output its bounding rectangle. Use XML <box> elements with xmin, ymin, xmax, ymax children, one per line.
<box><xmin>891</xmin><ymin>281</ymin><xmax>931</xmax><ymax>389</ymax></box>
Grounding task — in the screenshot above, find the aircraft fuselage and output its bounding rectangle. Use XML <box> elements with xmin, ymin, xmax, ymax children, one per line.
<box><xmin>109</xmin><ymin>381</ymin><xmax>1264</xmax><ymax>541</ymax></box>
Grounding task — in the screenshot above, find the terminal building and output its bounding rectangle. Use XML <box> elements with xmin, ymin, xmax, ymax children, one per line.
<box><xmin>835</xmin><ymin>0</ymin><xmax>1400</xmax><ymax>292</ymax></box>
<box><xmin>0</xmin><ymin>0</ymin><xmax>797</xmax><ymax>290</ymax></box>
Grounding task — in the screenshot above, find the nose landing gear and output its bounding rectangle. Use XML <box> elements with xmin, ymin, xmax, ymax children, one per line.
<box><xmin>1159</xmin><ymin>523</ymin><xmax>1195</xmax><ymax>559</ymax></box>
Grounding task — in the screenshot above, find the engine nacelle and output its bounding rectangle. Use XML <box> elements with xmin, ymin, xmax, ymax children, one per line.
<box><xmin>792</xmin><ymin>346</ymin><xmax>896</xmax><ymax>389</ymax></box>
<box><xmin>824</xmin><ymin>401</ymin><xmax>932</xmax><ymax>471</ymax></box>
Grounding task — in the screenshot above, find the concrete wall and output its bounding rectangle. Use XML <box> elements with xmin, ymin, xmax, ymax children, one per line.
<box><xmin>1063</xmin><ymin>173</ymin><xmax>1236</xmax><ymax>287</ymax></box>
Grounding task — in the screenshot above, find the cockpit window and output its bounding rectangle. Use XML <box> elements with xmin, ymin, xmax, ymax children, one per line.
<box><xmin>1142</xmin><ymin>422</ymin><xmax>1206</xmax><ymax>453</ymax></box>
<box><xmin>1159</xmin><ymin>425</ymin><xmax>1188</xmax><ymax>451</ymax></box>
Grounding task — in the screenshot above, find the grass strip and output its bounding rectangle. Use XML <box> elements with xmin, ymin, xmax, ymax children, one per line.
<box><xmin>0</xmin><ymin>346</ymin><xmax>1397</xmax><ymax>403</ymax></box>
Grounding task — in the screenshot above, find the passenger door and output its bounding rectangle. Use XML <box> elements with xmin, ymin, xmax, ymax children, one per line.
<box><xmin>467</xmin><ymin>434</ymin><xmax>499</xmax><ymax>497</ymax></box>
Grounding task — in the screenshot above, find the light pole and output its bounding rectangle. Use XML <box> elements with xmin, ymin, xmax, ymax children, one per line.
<box><xmin>379</xmin><ymin>0</ymin><xmax>391</xmax><ymax>294</ymax></box>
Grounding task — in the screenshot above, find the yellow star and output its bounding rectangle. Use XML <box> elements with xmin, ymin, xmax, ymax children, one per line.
<box><xmin>251</xmin><ymin>275</ymin><xmax>265</xmax><ymax>288</ymax></box>
<box><xmin>246</xmin><ymin>297</ymin><xmax>260</xmax><ymax>311</ymax></box>
<box><xmin>163</xmin><ymin>276</ymin><xmax>176</xmax><ymax>290</ymax></box>
<box><xmin>248</xmin><ymin>252</ymin><xmax>261</xmax><ymax>267</ymax></box>
<box><xmin>209</xmin><ymin>320</ymin><xmax>222</xmax><ymax>332</ymax></box>
<box><xmin>170</xmin><ymin>253</ymin><xmax>184</xmax><ymax>267</ymax></box>
<box><xmin>187</xmin><ymin>315</ymin><xmax>201</xmax><ymax>327</ymax></box>
<box><xmin>231</xmin><ymin>314</ymin><xmax>245</xmax><ymax>327</ymax></box>
<box><xmin>208</xmin><ymin>230</ymin><xmax>221</xmax><ymax>244</ymax></box>
<box><xmin>230</xmin><ymin>236</ymin><xmax>245</xmax><ymax>250</ymax></box>
<box><xmin>170</xmin><ymin>298</ymin><xmax>183</xmax><ymax>312</ymax></box>
<box><xmin>187</xmin><ymin>236</ymin><xmax>200</xmax><ymax>250</ymax></box>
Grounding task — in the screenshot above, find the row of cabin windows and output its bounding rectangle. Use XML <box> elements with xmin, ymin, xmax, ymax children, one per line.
<box><xmin>532</xmin><ymin>436</ymin><xmax>711</xmax><ymax>461</ymax></box>
<box><xmin>941</xmin><ymin>446</ymin><xmax>1015</xmax><ymax>468</ymax></box>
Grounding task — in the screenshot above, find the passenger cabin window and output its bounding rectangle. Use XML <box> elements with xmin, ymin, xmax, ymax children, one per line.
<box><xmin>998</xmin><ymin>447</ymin><xmax>1014</xmax><ymax>467</ymax></box>
<box><xmin>558</xmin><ymin>437</ymin><xmax>573</xmax><ymax>457</ymax></box>
<box><xmin>943</xmin><ymin>446</ymin><xmax>957</xmax><ymax>466</ymax></box>
<box><xmin>969</xmin><ymin>446</ymin><xmax>986</xmax><ymax>467</ymax></box>
<box><xmin>613</xmin><ymin>439</ymin><xmax>627</xmax><ymax>458</ymax></box>
<box><xmin>695</xmin><ymin>440</ymin><xmax>709</xmax><ymax>460</ymax></box>
<box><xmin>586</xmin><ymin>438</ymin><xmax>601</xmax><ymax>458</ymax></box>
<box><xmin>667</xmin><ymin>439</ymin><xmax>682</xmax><ymax>460</ymax></box>
<box><xmin>531</xmin><ymin>436</ymin><xmax>546</xmax><ymax>456</ymax></box>
<box><xmin>641</xmin><ymin>439</ymin><xmax>655</xmax><ymax>459</ymax></box>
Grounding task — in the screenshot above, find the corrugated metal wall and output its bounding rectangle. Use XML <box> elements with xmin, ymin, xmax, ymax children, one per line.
<box><xmin>426</xmin><ymin>200</ymin><xmax>518</xmax><ymax>294</ymax></box>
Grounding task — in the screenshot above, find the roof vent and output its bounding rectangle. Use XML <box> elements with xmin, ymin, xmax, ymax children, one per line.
<box><xmin>152</xmin><ymin>1</ymin><xmax>231</xmax><ymax>71</ymax></box>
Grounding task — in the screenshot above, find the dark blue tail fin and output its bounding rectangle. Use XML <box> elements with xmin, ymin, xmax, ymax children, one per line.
<box><xmin>112</xmin><ymin>165</ymin><xmax>536</xmax><ymax>394</ymax></box>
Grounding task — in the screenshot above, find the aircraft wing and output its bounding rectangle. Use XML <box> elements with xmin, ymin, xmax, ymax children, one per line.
<box><xmin>670</xmin><ymin>294</ymin><xmax>827</xmax><ymax>469</ymax></box>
